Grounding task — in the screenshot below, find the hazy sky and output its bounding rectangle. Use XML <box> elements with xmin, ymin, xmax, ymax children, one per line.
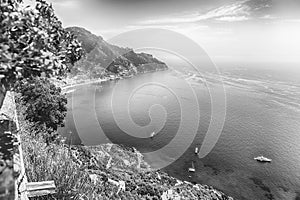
<box><xmin>30</xmin><ymin>0</ymin><xmax>300</xmax><ymax>63</ymax></box>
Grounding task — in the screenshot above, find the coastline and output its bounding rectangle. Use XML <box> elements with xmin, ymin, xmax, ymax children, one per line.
<box><xmin>48</xmin><ymin>69</ymin><xmax>234</xmax><ymax>199</ymax></box>
<box><xmin>54</xmin><ymin>68</ymin><xmax>169</xmax><ymax>92</ymax></box>
<box><xmin>17</xmin><ymin>102</ymin><xmax>234</xmax><ymax>199</ymax></box>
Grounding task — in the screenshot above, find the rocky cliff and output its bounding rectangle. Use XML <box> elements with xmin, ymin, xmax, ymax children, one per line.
<box><xmin>70</xmin><ymin>144</ymin><xmax>233</xmax><ymax>200</ymax></box>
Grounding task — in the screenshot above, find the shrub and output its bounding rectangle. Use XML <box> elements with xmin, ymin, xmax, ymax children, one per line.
<box><xmin>19</xmin><ymin>116</ymin><xmax>99</xmax><ymax>199</ymax></box>
<box><xmin>17</xmin><ymin>77</ymin><xmax>67</xmax><ymax>131</ymax></box>
<box><xmin>0</xmin><ymin>0</ymin><xmax>83</xmax><ymax>97</ymax></box>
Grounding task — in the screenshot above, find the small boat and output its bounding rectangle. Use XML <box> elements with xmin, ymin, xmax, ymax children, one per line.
<box><xmin>150</xmin><ymin>132</ymin><xmax>156</xmax><ymax>138</ymax></box>
<box><xmin>254</xmin><ymin>156</ymin><xmax>272</xmax><ymax>162</ymax></box>
<box><xmin>188</xmin><ymin>162</ymin><xmax>195</xmax><ymax>172</ymax></box>
<box><xmin>195</xmin><ymin>147</ymin><xmax>199</xmax><ymax>154</ymax></box>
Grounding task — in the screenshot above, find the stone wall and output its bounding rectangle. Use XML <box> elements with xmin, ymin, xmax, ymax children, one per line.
<box><xmin>0</xmin><ymin>92</ymin><xmax>17</xmax><ymax>199</ymax></box>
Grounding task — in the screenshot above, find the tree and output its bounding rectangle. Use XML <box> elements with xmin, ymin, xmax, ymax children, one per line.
<box><xmin>0</xmin><ymin>0</ymin><xmax>83</xmax><ymax>105</ymax></box>
<box><xmin>17</xmin><ymin>77</ymin><xmax>67</xmax><ymax>133</ymax></box>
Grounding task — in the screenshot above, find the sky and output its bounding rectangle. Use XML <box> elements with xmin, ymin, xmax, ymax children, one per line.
<box><xmin>26</xmin><ymin>0</ymin><xmax>300</xmax><ymax>64</ymax></box>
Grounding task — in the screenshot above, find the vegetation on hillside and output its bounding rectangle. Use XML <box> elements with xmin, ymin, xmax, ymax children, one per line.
<box><xmin>0</xmin><ymin>0</ymin><xmax>82</xmax><ymax>148</ymax></box>
<box><xmin>0</xmin><ymin>0</ymin><xmax>83</xmax><ymax>98</ymax></box>
<box><xmin>66</xmin><ymin>26</ymin><xmax>168</xmax><ymax>78</ymax></box>
<box><xmin>0</xmin><ymin>1</ymin><xmax>82</xmax><ymax>198</ymax></box>
<box><xmin>16</xmin><ymin>106</ymin><xmax>96</xmax><ymax>199</ymax></box>
<box><xmin>16</xmin><ymin>77</ymin><xmax>67</xmax><ymax>143</ymax></box>
<box><xmin>17</xmin><ymin>106</ymin><xmax>233</xmax><ymax>199</ymax></box>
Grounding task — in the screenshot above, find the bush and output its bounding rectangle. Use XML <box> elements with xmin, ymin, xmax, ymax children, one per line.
<box><xmin>0</xmin><ymin>0</ymin><xmax>83</xmax><ymax>92</ymax></box>
<box><xmin>16</xmin><ymin>77</ymin><xmax>67</xmax><ymax>143</ymax></box>
<box><xmin>19</xmin><ymin>117</ymin><xmax>99</xmax><ymax>200</ymax></box>
<box><xmin>136</xmin><ymin>183</ymin><xmax>160</xmax><ymax>197</ymax></box>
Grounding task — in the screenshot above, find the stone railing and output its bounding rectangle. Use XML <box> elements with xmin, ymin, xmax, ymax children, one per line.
<box><xmin>0</xmin><ymin>91</ymin><xmax>17</xmax><ymax>199</ymax></box>
<box><xmin>0</xmin><ymin>92</ymin><xmax>56</xmax><ymax>200</ymax></box>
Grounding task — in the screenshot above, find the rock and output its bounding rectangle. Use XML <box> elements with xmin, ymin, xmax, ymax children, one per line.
<box><xmin>117</xmin><ymin>181</ymin><xmax>125</xmax><ymax>194</ymax></box>
<box><xmin>123</xmin><ymin>159</ymin><xmax>130</xmax><ymax>166</ymax></box>
<box><xmin>89</xmin><ymin>174</ymin><xmax>98</xmax><ymax>185</ymax></box>
<box><xmin>106</xmin><ymin>157</ymin><xmax>112</xmax><ymax>169</ymax></box>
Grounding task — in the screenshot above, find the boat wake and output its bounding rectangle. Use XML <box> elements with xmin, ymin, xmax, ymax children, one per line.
<box><xmin>177</xmin><ymin>70</ymin><xmax>300</xmax><ymax>111</ymax></box>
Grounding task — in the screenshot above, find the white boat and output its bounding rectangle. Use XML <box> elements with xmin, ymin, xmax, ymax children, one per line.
<box><xmin>195</xmin><ymin>147</ymin><xmax>199</xmax><ymax>154</ymax></box>
<box><xmin>188</xmin><ymin>162</ymin><xmax>195</xmax><ymax>172</ymax></box>
<box><xmin>254</xmin><ymin>156</ymin><xmax>272</xmax><ymax>162</ymax></box>
<box><xmin>150</xmin><ymin>132</ymin><xmax>156</xmax><ymax>138</ymax></box>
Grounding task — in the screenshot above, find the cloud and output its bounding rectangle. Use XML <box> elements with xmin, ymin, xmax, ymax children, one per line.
<box><xmin>217</xmin><ymin>16</ymin><xmax>250</xmax><ymax>22</ymax></box>
<box><xmin>260</xmin><ymin>14</ymin><xmax>277</xmax><ymax>19</ymax></box>
<box><xmin>139</xmin><ymin>0</ymin><xmax>273</xmax><ymax>25</ymax></box>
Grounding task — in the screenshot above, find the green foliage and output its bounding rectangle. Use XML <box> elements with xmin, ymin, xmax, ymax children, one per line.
<box><xmin>136</xmin><ymin>183</ymin><xmax>161</xmax><ymax>197</ymax></box>
<box><xmin>19</xmin><ymin>120</ymin><xmax>99</xmax><ymax>199</ymax></box>
<box><xmin>17</xmin><ymin>77</ymin><xmax>67</xmax><ymax>135</ymax></box>
<box><xmin>0</xmin><ymin>0</ymin><xmax>83</xmax><ymax>89</ymax></box>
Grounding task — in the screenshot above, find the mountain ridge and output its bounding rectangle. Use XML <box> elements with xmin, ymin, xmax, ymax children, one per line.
<box><xmin>66</xmin><ymin>26</ymin><xmax>168</xmax><ymax>78</ymax></box>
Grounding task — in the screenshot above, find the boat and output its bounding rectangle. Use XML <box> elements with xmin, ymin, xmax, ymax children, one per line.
<box><xmin>188</xmin><ymin>162</ymin><xmax>195</xmax><ymax>172</ymax></box>
<box><xmin>150</xmin><ymin>132</ymin><xmax>156</xmax><ymax>138</ymax></box>
<box><xmin>254</xmin><ymin>156</ymin><xmax>272</xmax><ymax>162</ymax></box>
<box><xmin>195</xmin><ymin>147</ymin><xmax>199</xmax><ymax>154</ymax></box>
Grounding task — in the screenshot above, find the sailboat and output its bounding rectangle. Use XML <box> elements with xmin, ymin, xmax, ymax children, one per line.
<box><xmin>188</xmin><ymin>161</ymin><xmax>195</xmax><ymax>172</ymax></box>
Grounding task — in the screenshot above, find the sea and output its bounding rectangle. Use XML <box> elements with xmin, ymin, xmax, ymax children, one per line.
<box><xmin>59</xmin><ymin>60</ymin><xmax>300</xmax><ymax>200</ymax></box>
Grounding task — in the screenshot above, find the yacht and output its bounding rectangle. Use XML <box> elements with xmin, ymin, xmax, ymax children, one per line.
<box><xmin>195</xmin><ymin>147</ymin><xmax>199</xmax><ymax>154</ymax></box>
<box><xmin>254</xmin><ymin>156</ymin><xmax>272</xmax><ymax>162</ymax></box>
<box><xmin>150</xmin><ymin>132</ymin><xmax>156</xmax><ymax>139</ymax></box>
<box><xmin>188</xmin><ymin>162</ymin><xmax>195</xmax><ymax>172</ymax></box>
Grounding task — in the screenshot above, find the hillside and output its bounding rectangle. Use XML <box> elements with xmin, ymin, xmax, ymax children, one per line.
<box><xmin>71</xmin><ymin>144</ymin><xmax>234</xmax><ymax>200</ymax></box>
<box><xmin>21</xmin><ymin>125</ymin><xmax>234</xmax><ymax>200</ymax></box>
<box><xmin>16</xmin><ymin>89</ymin><xmax>234</xmax><ymax>200</ymax></box>
<box><xmin>66</xmin><ymin>27</ymin><xmax>168</xmax><ymax>78</ymax></box>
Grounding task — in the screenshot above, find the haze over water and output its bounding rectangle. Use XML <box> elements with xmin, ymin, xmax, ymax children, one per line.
<box><xmin>60</xmin><ymin>61</ymin><xmax>300</xmax><ymax>200</ymax></box>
